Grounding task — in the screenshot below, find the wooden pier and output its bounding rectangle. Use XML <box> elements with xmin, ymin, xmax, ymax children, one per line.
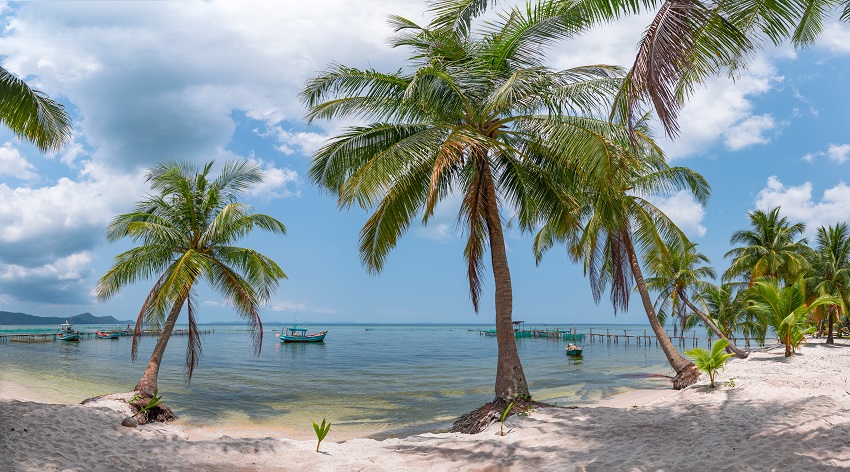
<box><xmin>478</xmin><ymin>326</ymin><xmax>749</xmax><ymax>349</ymax></box>
<box><xmin>0</xmin><ymin>328</ymin><xmax>213</xmax><ymax>344</ymax></box>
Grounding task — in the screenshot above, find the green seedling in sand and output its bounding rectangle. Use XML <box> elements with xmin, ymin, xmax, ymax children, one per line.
<box><xmin>127</xmin><ymin>393</ymin><xmax>141</xmax><ymax>404</ymax></box>
<box><xmin>500</xmin><ymin>401</ymin><xmax>514</xmax><ymax>436</ymax></box>
<box><xmin>312</xmin><ymin>418</ymin><xmax>331</xmax><ymax>452</ymax></box>
<box><xmin>138</xmin><ymin>393</ymin><xmax>163</xmax><ymax>415</ymax></box>
<box><xmin>724</xmin><ymin>378</ymin><xmax>736</xmax><ymax>388</ymax></box>
<box><xmin>686</xmin><ymin>339</ymin><xmax>734</xmax><ymax>388</ymax></box>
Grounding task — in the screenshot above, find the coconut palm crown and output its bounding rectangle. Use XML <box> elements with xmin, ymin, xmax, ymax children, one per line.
<box><xmin>97</xmin><ymin>161</ymin><xmax>287</xmax><ymax>401</ymax></box>
<box><xmin>0</xmin><ymin>66</ymin><xmax>72</xmax><ymax>152</ymax></box>
<box><xmin>302</xmin><ymin>2</ymin><xmax>628</xmax><ymax>412</ymax></box>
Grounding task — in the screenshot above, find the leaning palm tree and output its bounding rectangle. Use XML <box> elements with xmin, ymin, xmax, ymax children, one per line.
<box><xmin>97</xmin><ymin>161</ymin><xmax>286</xmax><ymax>419</ymax></box>
<box><xmin>0</xmin><ymin>66</ymin><xmax>72</xmax><ymax>152</ymax></box>
<box><xmin>533</xmin><ymin>117</ymin><xmax>710</xmax><ymax>389</ymax></box>
<box><xmin>645</xmin><ymin>238</ymin><xmax>749</xmax><ymax>358</ymax></box>
<box><xmin>806</xmin><ymin>223</ymin><xmax>850</xmax><ymax>344</ymax></box>
<box><xmin>724</xmin><ymin>208</ymin><xmax>811</xmax><ymax>286</ymax></box>
<box><xmin>302</xmin><ymin>4</ymin><xmax>625</xmax><ymax>432</ymax></box>
<box><xmin>747</xmin><ymin>277</ymin><xmax>836</xmax><ymax>357</ymax></box>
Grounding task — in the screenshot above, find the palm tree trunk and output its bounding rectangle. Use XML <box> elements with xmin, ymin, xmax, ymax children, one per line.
<box><xmin>827</xmin><ymin>306</ymin><xmax>836</xmax><ymax>344</ymax></box>
<box><xmin>134</xmin><ymin>299</ymin><xmax>185</xmax><ymax>398</ymax></box>
<box><xmin>482</xmin><ymin>164</ymin><xmax>529</xmax><ymax>401</ymax></box>
<box><xmin>681</xmin><ymin>296</ymin><xmax>749</xmax><ymax>359</ymax></box>
<box><xmin>624</xmin><ymin>234</ymin><xmax>698</xmax><ymax>389</ymax></box>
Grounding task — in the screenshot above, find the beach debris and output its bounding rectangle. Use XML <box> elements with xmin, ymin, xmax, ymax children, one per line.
<box><xmin>122</xmin><ymin>417</ymin><xmax>138</xmax><ymax>428</ymax></box>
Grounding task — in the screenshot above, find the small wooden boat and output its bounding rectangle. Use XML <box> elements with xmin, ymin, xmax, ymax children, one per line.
<box><xmin>278</xmin><ymin>325</ymin><xmax>328</xmax><ymax>343</ymax></box>
<box><xmin>565</xmin><ymin>343</ymin><xmax>583</xmax><ymax>356</ymax></box>
<box><xmin>96</xmin><ymin>330</ymin><xmax>120</xmax><ymax>339</ymax></box>
<box><xmin>56</xmin><ymin>322</ymin><xmax>81</xmax><ymax>342</ymax></box>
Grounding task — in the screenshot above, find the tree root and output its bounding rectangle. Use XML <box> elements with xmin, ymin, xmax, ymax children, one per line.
<box><xmin>130</xmin><ymin>394</ymin><xmax>177</xmax><ymax>425</ymax></box>
<box><xmin>672</xmin><ymin>364</ymin><xmax>701</xmax><ymax>390</ymax></box>
<box><xmin>449</xmin><ymin>397</ymin><xmax>551</xmax><ymax>434</ymax></box>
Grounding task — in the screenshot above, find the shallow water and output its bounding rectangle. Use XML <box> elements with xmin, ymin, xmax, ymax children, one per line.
<box><xmin>0</xmin><ymin>323</ymin><xmax>681</xmax><ymax>436</ymax></box>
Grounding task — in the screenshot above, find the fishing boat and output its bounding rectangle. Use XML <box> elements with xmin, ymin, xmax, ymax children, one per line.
<box><xmin>96</xmin><ymin>330</ymin><xmax>120</xmax><ymax>339</ymax></box>
<box><xmin>56</xmin><ymin>322</ymin><xmax>81</xmax><ymax>342</ymax></box>
<box><xmin>565</xmin><ymin>343</ymin><xmax>583</xmax><ymax>356</ymax></box>
<box><xmin>277</xmin><ymin>325</ymin><xmax>328</xmax><ymax>343</ymax></box>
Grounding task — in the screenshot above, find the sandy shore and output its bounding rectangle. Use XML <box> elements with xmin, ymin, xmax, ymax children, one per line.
<box><xmin>3</xmin><ymin>339</ymin><xmax>850</xmax><ymax>471</ymax></box>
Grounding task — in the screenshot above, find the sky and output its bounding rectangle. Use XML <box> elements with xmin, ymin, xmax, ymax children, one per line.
<box><xmin>1</xmin><ymin>1</ymin><xmax>849</xmax><ymax>326</ymax></box>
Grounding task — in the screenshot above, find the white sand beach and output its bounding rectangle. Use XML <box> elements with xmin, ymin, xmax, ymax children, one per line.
<box><xmin>3</xmin><ymin>338</ymin><xmax>850</xmax><ymax>471</ymax></box>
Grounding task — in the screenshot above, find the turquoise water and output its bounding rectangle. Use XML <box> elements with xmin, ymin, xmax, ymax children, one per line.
<box><xmin>0</xmin><ymin>323</ymin><xmax>681</xmax><ymax>436</ymax></box>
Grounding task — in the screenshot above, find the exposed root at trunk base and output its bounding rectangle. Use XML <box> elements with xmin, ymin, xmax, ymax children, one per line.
<box><xmin>672</xmin><ymin>364</ymin><xmax>701</xmax><ymax>390</ymax></box>
<box><xmin>130</xmin><ymin>395</ymin><xmax>178</xmax><ymax>425</ymax></box>
<box><xmin>449</xmin><ymin>398</ymin><xmax>551</xmax><ymax>434</ymax></box>
<box><xmin>133</xmin><ymin>404</ymin><xmax>177</xmax><ymax>424</ymax></box>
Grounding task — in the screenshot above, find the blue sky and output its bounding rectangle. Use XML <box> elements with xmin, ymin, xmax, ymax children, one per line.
<box><xmin>0</xmin><ymin>1</ymin><xmax>849</xmax><ymax>325</ymax></box>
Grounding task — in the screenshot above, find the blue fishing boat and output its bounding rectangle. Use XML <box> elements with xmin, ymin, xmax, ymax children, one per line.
<box><xmin>277</xmin><ymin>325</ymin><xmax>328</xmax><ymax>343</ymax></box>
<box><xmin>565</xmin><ymin>343</ymin><xmax>583</xmax><ymax>356</ymax></box>
<box><xmin>56</xmin><ymin>322</ymin><xmax>81</xmax><ymax>342</ymax></box>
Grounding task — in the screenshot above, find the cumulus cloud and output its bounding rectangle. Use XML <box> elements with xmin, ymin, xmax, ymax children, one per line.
<box><xmin>659</xmin><ymin>57</ymin><xmax>782</xmax><ymax>159</ymax></box>
<box><xmin>817</xmin><ymin>22</ymin><xmax>850</xmax><ymax>55</ymax></box>
<box><xmin>0</xmin><ymin>142</ymin><xmax>37</xmax><ymax>179</ymax></box>
<box><xmin>723</xmin><ymin>114</ymin><xmax>776</xmax><ymax>150</ymax></box>
<box><xmin>650</xmin><ymin>190</ymin><xmax>707</xmax><ymax>238</ymax></box>
<box><xmin>754</xmin><ymin>176</ymin><xmax>850</xmax><ymax>235</ymax></box>
<box><xmin>246</xmin><ymin>158</ymin><xmax>300</xmax><ymax>199</ymax></box>
<box><xmin>269</xmin><ymin>300</ymin><xmax>337</xmax><ymax>314</ymax></box>
<box><xmin>801</xmin><ymin>143</ymin><xmax>850</xmax><ymax>164</ymax></box>
<box><xmin>0</xmin><ymin>252</ymin><xmax>95</xmax><ymax>304</ymax></box>
<box><xmin>258</xmin><ymin>125</ymin><xmax>328</xmax><ymax>156</ymax></box>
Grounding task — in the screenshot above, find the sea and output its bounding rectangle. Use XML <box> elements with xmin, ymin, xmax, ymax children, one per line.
<box><xmin>0</xmin><ymin>323</ymin><xmax>691</xmax><ymax>437</ymax></box>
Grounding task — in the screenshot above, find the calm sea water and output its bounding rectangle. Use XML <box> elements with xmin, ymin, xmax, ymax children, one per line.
<box><xmin>0</xmin><ymin>323</ymin><xmax>684</xmax><ymax>436</ymax></box>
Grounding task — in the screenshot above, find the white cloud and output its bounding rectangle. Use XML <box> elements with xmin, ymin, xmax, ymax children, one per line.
<box><xmin>0</xmin><ymin>142</ymin><xmax>36</xmax><ymax>179</ymax></box>
<box><xmin>650</xmin><ymin>190</ymin><xmax>707</xmax><ymax>238</ymax></box>
<box><xmin>817</xmin><ymin>22</ymin><xmax>850</xmax><ymax>55</ymax></box>
<box><xmin>659</xmin><ymin>57</ymin><xmax>782</xmax><ymax>159</ymax></box>
<box><xmin>416</xmin><ymin>222</ymin><xmax>455</xmax><ymax>241</ymax></box>
<box><xmin>269</xmin><ymin>300</ymin><xmax>337</xmax><ymax>314</ymax></box>
<box><xmin>0</xmin><ymin>251</ymin><xmax>95</xmax><ymax>303</ymax></box>
<box><xmin>246</xmin><ymin>158</ymin><xmax>299</xmax><ymax>199</ymax></box>
<box><xmin>827</xmin><ymin>144</ymin><xmax>850</xmax><ymax>164</ymax></box>
<box><xmin>754</xmin><ymin>176</ymin><xmax>850</xmax><ymax>235</ymax></box>
<box><xmin>723</xmin><ymin>114</ymin><xmax>776</xmax><ymax>150</ymax></box>
<box><xmin>800</xmin><ymin>143</ymin><xmax>850</xmax><ymax>164</ymax></box>
<box><xmin>259</xmin><ymin>125</ymin><xmax>328</xmax><ymax>156</ymax></box>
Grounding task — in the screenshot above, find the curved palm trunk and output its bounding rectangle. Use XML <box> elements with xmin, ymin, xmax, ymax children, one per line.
<box><xmin>624</xmin><ymin>234</ymin><xmax>698</xmax><ymax>389</ymax></box>
<box><xmin>134</xmin><ymin>298</ymin><xmax>185</xmax><ymax>399</ymax></box>
<box><xmin>681</xmin><ymin>296</ymin><xmax>749</xmax><ymax>359</ymax></box>
<box><xmin>482</xmin><ymin>165</ymin><xmax>529</xmax><ymax>401</ymax></box>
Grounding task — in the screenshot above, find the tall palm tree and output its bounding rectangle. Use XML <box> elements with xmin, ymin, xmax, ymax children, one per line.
<box><xmin>302</xmin><ymin>3</ymin><xmax>625</xmax><ymax>430</ymax></box>
<box><xmin>533</xmin><ymin>117</ymin><xmax>710</xmax><ymax>389</ymax></box>
<box><xmin>0</xmin><ymin>67</ymin><xmax>72</xmax><ymax>152</ymax></box>
<box><xmin>747</xmin><ymin>277</ymin><xmax>836</xmax><ymax>357</ymax></box>
<box><xmin>645</xmin><ymin>239</ymin><xmax>749</xmax><ymax>358</ymax></box>
<box><xmin>724</xmin><ymin>207</ymin><xmax>811</xmax><ymax>286</ymax></box>
<box><xmin>97</xmin><ymin>161</ymin><xmax>286</xmax><ymax>416</ymax></box>
<box><xmin>807</xmin><ymin>223</ymin><xmax>850</xmax><ymax>344</ymax></box>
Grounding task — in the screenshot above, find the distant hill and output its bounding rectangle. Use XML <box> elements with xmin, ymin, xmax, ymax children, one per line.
<box><xmin>0</xmin><ymin>311</ymin><xmax>133</xmax><ymax>325</ymax></box>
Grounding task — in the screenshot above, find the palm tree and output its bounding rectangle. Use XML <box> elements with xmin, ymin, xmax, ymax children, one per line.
<box><xmin>747</xmin><ymin>277</ymin><xmax>836</xmax><ymax>357</ymax></box>
<box><xmin>724</xmin><ymin>208</ymin><xmax>811</xmax><ymax>286</ymax></box>
<box><xmin>0</xmin><ymin>66</ymin><xmax>72</xmax><ymax>152</ymax></box>
<box><xmin>302</xmin><ymin>3</ymin><xmax>625</xmax><ymax>430</ymax></box>
<box><xmin>645</xmin><ymin>239</ymin><xmax>749</xmax><ymax>358</ymax></box>
<box><xmin>807</xmin><ymin>223</ymin><xmax>850</xmax><ymax>344</ymax></box>
<box><xmin>699</xmin><ymin>281</ymin><xmax>754</xmax><ymax>346</ymax></box>
<box><xmin>533</xmin><ymin>117</ymin><xmax>710</xmax><ymax>389</ymax></box>
<box><xmin>97</xmin><ymin>161</ymin><xmax>287</xmax><ymax>418</ymax></box>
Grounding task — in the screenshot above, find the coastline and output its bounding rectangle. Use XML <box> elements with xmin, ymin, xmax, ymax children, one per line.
<box><xmin>4</xmin><ymin>339</ymin><xmax>850</xmax><ymax>470</ymax></box>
